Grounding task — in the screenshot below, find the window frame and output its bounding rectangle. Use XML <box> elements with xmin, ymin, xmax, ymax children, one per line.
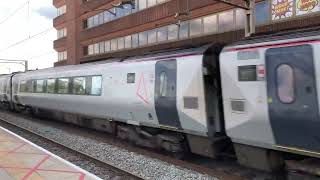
<box><xmin>276</xmin><ymin>64</ymin><xmax>296</xmax><ymax>104</ymax></box>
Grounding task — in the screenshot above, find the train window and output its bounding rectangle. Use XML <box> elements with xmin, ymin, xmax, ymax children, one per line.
<box><xmin>73</xmin><ymin>77</ymin><xmax>86</xmax><ymax>95</ymax></box>
<box><xmin>58</xmin><ymin>78</ymin><xmax>69</xmax><ymax>94</ymax></box>
<box><xmin>127</xmin><ymin>73</ymin><xmax>135</xmax><ymax>83</ymax></box>
<box><xmin>90</xmin><ymin>76</ymin><xmax>102</xmax><ymax>96</ymax></box>
<box><xmin>47</xmin><ymin>79</ymin><xmax>56</xmax><ymax>94</ymax></box>
<box><xmin>26</xmin><ymin>80</ymin><xmax>34</xmax><ymax>93</ymax></box>
<box><xmin>36</xmin><ymin>80</ymin><xmax>45</xmax><ymax>93</ymax></box>
<box><xmin>276</xmin><ymin>64</ymin><xmax>295</xmax><ymax>103</ymax></box>
<box><xmin>19</xmin><ymin>81</ymin><xmax>27</xmax><ymax>93</ymax></box>
<box><xmin>159</xmin><ymin>72</ymin><xmax>168</xmax><ymax>97</ymax></box>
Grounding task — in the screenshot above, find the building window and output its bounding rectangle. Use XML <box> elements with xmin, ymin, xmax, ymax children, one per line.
<box><xmin>256</xmin><ymin>1</ymin><xmax>270</xmax><ymax>25</ymax></box>
<box><xmin>94</xmin><ymin>43</ymin><xmax>99</xmax><ymax>54</ymax></box>
<box><xmin>132</xmin><ymin>34</ymin><xmax>139</xmax><ymax>48</ymax></box>
<box><xmin>99</xmin><ymin>42</ymin><xmax>105</xmax><ymax>54</ymax></box>
<box><xmin>139</xmin><ymin>31</ymin><xmax>148</xmax><ymax>46</ymax></box>
<box><xmin>148</xmin><ymin>29</ymin><xmax>157</xmax><ymax>44</ymax></box>
<box><xmin>147</xmin><ymin>0</ymin><xmax>157</xmax><ymax>7</ymax></box>
<box><xmin>73</xmin><ymin>77</ymin><xmax>86</xmax><ymax>95</ymax></box>
<box><xmin>235</xmin><ymin>9</ymin><xmax>246</xmax><ymax>29</ymax></box>
<box><xmin>57</xmin><ymin>28</ymin><xmax>67</xmax><ymax>39</ymax></box>
<box><xmin>139</xmin><ymin>0</ymin><xmax>147</xmax><ymax>10</ymax></box>
<box><xmin>179</xmin><ymin>21</ymin><xmax>189</xmax><ymax>39</ymax></box>
<box><xmin>58</xmin><ymin>51</ymin><xmax>67</xmax><ymax>61</ymax></box>
<box><xmin>125</xmin><ymin>35</ymin><xmax>132</xmax><ymax>49</ymax></box>
<box><xmin>168</xmin><ymin>24</ymin><xmax>178</xmax><ymax>40</ymax></box>
<box><xmin>111</xmin><ymin>39</ymin><xmax>118</xmax><ymax>51</ymax></box>
<box><xmin>203</xmin><ymin>14</ymin><xmax>217</xmax><ymax>34</ymax></box>
<box><xmin>118</xmin><ymin>37</ymin><xmax>125</xmax><ymax>50</ymax></box>
<box><xmin>58</xmin><ymin>78</ymin><xmax>69</xmax><ymax>94</ymax></box>
<box><xmin>88</xmin><ymin>45</ymin><xmax>94</xmax><ymax>55</ymax></box>
<box><xmin>105</xmin><ymin>41</ymin><xmax>111</xmax><ymax>52</ymax></box>
<box><xmin>190</xmin><ymin>18</ymin><xmax>203</xmax><ymax>37</ymax></box>
<box><xmin>218</xmin><ymin>10</ymin><xmax>235</xmax><ymax>32</ymax></box>
<box><xmin>57</xmin><ymin>5</ymin><xmax>66</xmax><ymax>16</ymax></box>
<box><xmin>157</xmin><ymin>26</ymin><xmax>168</xmax><ymax>42</ymax></box>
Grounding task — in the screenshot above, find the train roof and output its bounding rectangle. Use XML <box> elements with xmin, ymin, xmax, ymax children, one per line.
<box><xmin>225</xmin><ymin>26</ymin><xmax>320</xmax><ymax>50</ymax></box>
<box><xmin>13</xmin><ymin>44</ymin><xmax>214</xmax><ymax>77</ymax></box>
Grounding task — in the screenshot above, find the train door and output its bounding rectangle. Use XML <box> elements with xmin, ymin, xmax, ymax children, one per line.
<box><xmin>266</xmin><ymin>44</ymin><xmax>320</xmax><ymax>152</ymax></box>
<box><xmin>155</xmin><ymin>60</ymin><xmax>181</xmax><ymax>129</ymax></box>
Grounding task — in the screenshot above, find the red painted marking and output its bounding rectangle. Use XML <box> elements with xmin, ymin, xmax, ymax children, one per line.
<box><xmin>9</xmin><ymin>143</ymin><xmax>26</xmax><ymax>153</ymax></box>
<box><xmin>21</xmin><ymin>155</ymin><xmax>50</xmax><ymax>180</ymax></box>
<box><xmin>136</xmin><ymin>73</ymin><xmax>150</xmax><ymax>105</ymax></box>
<box><xmin>79</xmin><ymin>173</ymin><xmax>86</xmax><ymax>180</ymax></box>
<box><xmin>225</xmin><ymin>39</ymin><xmax>320</xmax><ymax>52</ymax></box>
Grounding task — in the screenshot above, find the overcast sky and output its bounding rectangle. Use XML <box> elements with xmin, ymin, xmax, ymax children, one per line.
<box><xmin>0</xmin><ymin>0</ymin><xmax>56</xmax><ymax>74</ymax></box>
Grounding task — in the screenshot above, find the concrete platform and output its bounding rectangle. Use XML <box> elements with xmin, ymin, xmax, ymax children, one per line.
<box><xmin>0</xmin><ymin>126</ymin><xmax>101</xmax><ymax>180</ymax></box>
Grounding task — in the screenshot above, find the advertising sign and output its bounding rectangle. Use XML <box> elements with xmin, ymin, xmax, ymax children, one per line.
<box><xmin>272</xmin><ymin>0</ymin><xmax>294</xmax><ymax>20</ymax></box>
<box><xmin>296</xmin><ymin>0</ymin><xmax>320</xmax><ymax>15</ymax></box>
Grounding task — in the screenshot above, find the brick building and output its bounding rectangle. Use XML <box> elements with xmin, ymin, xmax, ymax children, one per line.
<box><xmin>53</xmin><ymin>0</ymin><xmax>320</xmax><ymax>66</ymax></box>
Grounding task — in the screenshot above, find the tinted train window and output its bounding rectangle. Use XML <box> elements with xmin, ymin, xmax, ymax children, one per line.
<box><xmin>159</xmin><ymin>72</ymin><xmax>168</xmax><ymax>97</ymax></box>
<box><xmin>90</xmin><ymin>76</ymin><xmax>102</xmax><ymax>95</ymax></box>
<box><xmin>58</xmin><ymin>78</ymin><xmax>69</xmax><ymax>94</ymax></box>
<box><xmin>36</xmin><ymin>80</ymin><xmax>45</xmax><ymax>93</ymax></box>
<box><xmin>26</xmin><ymin>80</ymin><xmax>34</xmax><ymax>93</ymax></box>
<box><xmin>47</xmin><ymin>79</ymin><xmax>56</xmax><ymax>94</ymax></box>
<box><xmin>73</xmin><ymin>77</ymin><xmax>86</xmax><ymax>95</ymax></box>
<box><xmin>277</xmin><ymin>64</ymin><xmax>295</xmax><ymax>103</ymax></box>
<box><xmin>19</xmin><ymin>81</ymin><xmax>27</xmax><ymax>92</ymax></box>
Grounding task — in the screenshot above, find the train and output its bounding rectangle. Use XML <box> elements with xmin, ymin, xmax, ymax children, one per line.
<box><xmin>1</xmin><ymin>29</ymin><xmax>320</xmax><ymax>172</ymax></box>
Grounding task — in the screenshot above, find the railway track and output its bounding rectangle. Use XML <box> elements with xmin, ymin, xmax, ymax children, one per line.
<box><xmin>0</xmin><ymin>116</ymin><xmax>143</xmax><ymax>180</ymax></box>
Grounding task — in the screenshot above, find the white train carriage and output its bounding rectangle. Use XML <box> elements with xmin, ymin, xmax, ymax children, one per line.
<box><xmin>220</xmin><ymin>30</ymin><xmax>320</xmax><ymax>169</ymax></box>
<box><xmin>0</xmin><ymin>75</ymin><xmax>12</xmax><ymax>104</ymax></box>
<box><xmin>11</xmin><ymin>46</ymin><xmax>225</xmax><ymax>158</ymax></box>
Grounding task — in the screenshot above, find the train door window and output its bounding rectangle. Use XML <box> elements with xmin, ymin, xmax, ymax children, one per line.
<box><xmin>276</xmin><ymin>64</ymin><xmax>295</xmax><ymax>103</ymax></box>
<box><xmin>19</xmin><ymin>81</ymin><xmax>27</xmax><ymax>92</ymax></box>
<box><xmin>159</xmin><ymin>72</ymin><xmax>168</xmax><ymax>97</ymax></box>
<box><xmin>47</xmin><ymin>79</ymin><xmax>56</xmax><ymax>94</ymax></box>
<box><xmin>73</xmin><ymin>77</ymin><xmax>86</xmax><ymax>95</ymax></box>
<box><xmin>58</xmin><ymin>78</ymin><xmax>69</xmax><ymax>94</ymax></box>
<box><xmin>36</xmin><ymin>80</ymin><xmax>45</xmax><ymax>93</ymax></box>
<box><xmin>90</xmin><ymin>76</ymin><xmax>102</xmax><ymax>96</ymax></box>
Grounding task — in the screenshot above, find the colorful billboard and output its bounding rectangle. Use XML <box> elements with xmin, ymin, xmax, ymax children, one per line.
<box><xmin>296</xmin><ymin>0</ymin><xmax>320</xmax><ymax>15</ymax></box>
<box><xmin>272</xmin><ymin>0</ymin><xmax>294</xmax><ymax>20</ymax></box>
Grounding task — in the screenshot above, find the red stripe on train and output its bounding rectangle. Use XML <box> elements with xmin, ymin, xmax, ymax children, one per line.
<box><xmin>225</xmin><ymin>39</ymin><xmax>320</xmax><ymax>52</ymax></box>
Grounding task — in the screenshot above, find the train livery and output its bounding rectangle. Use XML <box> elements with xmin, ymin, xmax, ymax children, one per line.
<box><xmin>1</xmin><ymin>29</ymin><xmax>320</xmax><ymax>171</ymax></box>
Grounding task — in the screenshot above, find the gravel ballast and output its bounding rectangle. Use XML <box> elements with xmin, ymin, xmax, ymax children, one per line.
<box><xmin>0</xmin><ymin>111</ymin><xmax>218</xmax><ymax>180</ymax></box>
